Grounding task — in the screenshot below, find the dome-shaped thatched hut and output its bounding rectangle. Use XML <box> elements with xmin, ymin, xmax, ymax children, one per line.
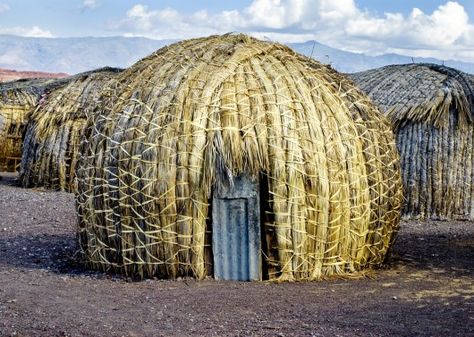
<box><xmin>0</xmin><ymin>79</ymin><xmax>54</xmax><ymax>172</ymax></box>
<box><xmin>76</xmin><ymin>34</ymin><xmax>403</xmax><ymax>281</ymax></box>
<box><xmin>19</xmin><ymin>67</ymin><xmax>122</xmax><ymax>192</ymax></box>
<box><xmin>350</xmin><ymin>63</ymin><xmax>474</xmax><ymax>220</ymax></box>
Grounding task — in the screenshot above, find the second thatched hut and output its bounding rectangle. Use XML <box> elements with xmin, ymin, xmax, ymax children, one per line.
<box><xmin>19</xmin><ymin>67</ymin><xmax>122</xmax><ymax>192</ymax></box>
<box><xmin>0</xmin><ymin>79</ymin><xmax>54</xmax><ymax>172</ymax></box>
<box><xmin>350</xmin><ymin>63</ymin><xmax>474</xmax><ymax>220</ymax></box>
<box><xmin>75</xmin><ymin>34</ymin><xmax>403</xmax><ymax>282</ymax></box>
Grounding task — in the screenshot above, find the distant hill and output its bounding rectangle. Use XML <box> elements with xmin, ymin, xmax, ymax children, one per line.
<box><xmin>0</xmin><ymin>67</ymin><xmax>68</xmax><ymax>83</ymax></box>
<box><xmin>0</xmin><ymin>35</ymin><xmax>174</xmax><ymax>75</ymax></box>
<box><xmin>288</xmin><ymin>41</ymin><xmax>474</xmax><ymax>74</ymax></box>
<box><xmin>0</xmin><ymin>34</ymin><xmax>473</xmax><ymax>75</ymax></box>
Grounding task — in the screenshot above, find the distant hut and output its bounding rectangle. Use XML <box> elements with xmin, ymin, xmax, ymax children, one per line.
<box><xmin>350</xmin><ymin>63</ymin><xmax>474</xmax><ymax>220</ymax></box>
<box><xmin>0</xmin><ymin>79</ymin><xmax>53</xmax><ymax>172</ymax></box>
<box><xmin>75</xmin><ymin>34</ymin><xmax>403</xmax><ymax>281</ymax></box>
<box><xmin>20</xmin><ymin>67</ymin><xmax>122</xmax><ymax>192</ymax></box>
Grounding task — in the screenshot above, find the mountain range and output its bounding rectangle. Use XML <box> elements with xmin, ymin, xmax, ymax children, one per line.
<box><xmin>0</xmin><ymin>34</ymin><xmax>473</xmax><ymax>75</ymax></box>
<box><xmin>288</xmin><ymin>41</ymin><xmax>474</xmax><ymax>75</ymax></box>
<box><xmin>0</xmin><ymin>67</ymin><xmax>67</xmax><ymax>82</ymax></box>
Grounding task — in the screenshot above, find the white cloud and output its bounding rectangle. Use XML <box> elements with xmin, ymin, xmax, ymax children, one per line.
<box><xmin>346</xmin><ymin>2</ymin><xmax>469</xmax><ymax>49</ymax></box>
<box><xmin>0</xmin><ymin>26</ymin><xmax>54</xmax><ymax>38</ymax></box>
<box><xmin>244</xmin><ymin>0</ymin><xmax>288</xmax><ymax>29</ymax></box>
<box><xmin>83</xmin><ymin>0</ymin><xmax>99</xmax><ymax>9</ymax></box>
<box><xmin>0</xmin><ymin>3</ymin><xmax>9</xmax><ymax>13</ymax></box>
<box><xmin>111</xmin><ymin>1</ymin><xmax>474</xmax><ymax>62</ymax></box>
<box><xmin>111</xmin><ymin>4</ymin><xmax>220</xmax><ymax>40</ymax></box>
<box><xmin>126</xmin><ymin>5</ymin><xmax>181</xmax><ymax>30</ymax></box>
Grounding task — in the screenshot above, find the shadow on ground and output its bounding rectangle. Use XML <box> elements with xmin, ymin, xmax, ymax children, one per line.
<box><xmin>0</xmin><ymin>233</ymin><xmax>87</xmax><ymax>275</ymax></box>
<box><xmin>389</xmin><ymin>232</ymin><xmax>474</xmax><ymax>277</ymax></box>
<box><xmin>0</xmin><ymin>226</ymin><xmax>472</xmax><ymax>280</ymax></box>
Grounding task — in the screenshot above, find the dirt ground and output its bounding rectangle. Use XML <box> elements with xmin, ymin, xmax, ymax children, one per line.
<box><xmin>0</xmin><ymin>173</ymin><xmax>472</xmax><ymax>337</ymax></box>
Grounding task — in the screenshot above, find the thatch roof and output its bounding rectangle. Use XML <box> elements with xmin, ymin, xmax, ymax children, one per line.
<box><xmin>350</xmin><ymin>64</ymin><xmax>474</xmax><ymax>220</ymax></box>
<box><xmin>19</xmin><ymin>67</ymin><xmax>122</xmax><ymax>191</ymax></box>
<box><xmin>349</xmin><ymin>63</ymin><xmax>474</xmax><ymax>128</ymax></box>
<box><xmin>76</xmin><ymin>34</ymin><xmax>403</xmax><ymax>281</ymax></box>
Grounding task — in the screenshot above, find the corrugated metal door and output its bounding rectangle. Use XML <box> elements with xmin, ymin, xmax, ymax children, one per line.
<box><xmin>212</xmin><ymin>175</ymin><xmax>261</xmax><ymax>281</ymax></box>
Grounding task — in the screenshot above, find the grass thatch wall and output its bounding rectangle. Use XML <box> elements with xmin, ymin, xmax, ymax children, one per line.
<box><xmin>0</xmin><ymin>80</ymin><xmax>50</xmax><ymax>171</ymax></box>
<box><xmin>19</xmin><ymin>68</ymin><xmax>122</xmax><ymax>191</ymax></box>
<box><xmin>350</xmin><ymin>63</ymin><xmax>474</xmax><ymax>220</ymax></box>
<box><xmin>0</xmin><ymin>77</ymin><xmax>85</xmax><ymax>172</ymax></box>
<box><xmin>75</xmin><ymin>34</ymin><xmax>403</xmax><ymax>281</ymax></box>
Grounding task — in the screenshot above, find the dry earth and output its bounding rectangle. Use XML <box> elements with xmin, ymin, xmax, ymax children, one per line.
<box><xmin>0</xmin><ymin>68</ymin><xmax>68</xmax><ymax>83</ymax></box>
<box><xmin>0</xmin><ymin>173</ymin><xmax>472</xmax><ymax>337</ymax></box>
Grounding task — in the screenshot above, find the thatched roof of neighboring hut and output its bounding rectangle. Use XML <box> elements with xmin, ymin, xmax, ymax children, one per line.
<box><xmin>0</xmin><ymin>79</ymin><xmax>43</xmax><ymax>113</ymax></box>
<box><xmin>76</xmin><ymin>34</ymin><xmax>403</xmax><ymax>281</ymax></box>
<box><xmin>349</xmin><ymin>63</ymin><xmax>474</xmax><ymax>128</ymax></box>
<box><xmin>350</xmin><ymin>64</ymin><xmax>474</xmax><ymax>220</ymax></box>
<box><xmin>19</xmin><ymin>67</ymin><xmax>122</xmax><ymax>191</ymax></box>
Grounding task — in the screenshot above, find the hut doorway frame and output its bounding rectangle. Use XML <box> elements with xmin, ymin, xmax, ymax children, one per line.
<box><xmin>211</xmin><ymin>174</ymin><xmax>263</xmax><ymax>281</ymax></box>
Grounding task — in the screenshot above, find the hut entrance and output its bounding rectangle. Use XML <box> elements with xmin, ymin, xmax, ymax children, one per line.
<box><xmin>211</xmin><ymin>174</ymin><xmax>262</xmax><ymax>281</ymax></box>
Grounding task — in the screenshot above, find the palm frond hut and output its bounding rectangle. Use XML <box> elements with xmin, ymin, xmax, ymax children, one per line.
<box><xmin>0</xmin><ymin>79</ymin><xmax>53</xmax><ymax>171</ymax></box>
<box><xmin>350</xmin><ymin>63</ymin><xmax>474</xmax><ymax>220</ymax></box>
<box><xmin>19</xmin><ymin>67</ymin><xmax>122</xmax><ymax>192</ymax></box>
<box><xmin>76</xmin><ymin>34</ymin><xmax>403</xmax><ymax>281</ymax></box>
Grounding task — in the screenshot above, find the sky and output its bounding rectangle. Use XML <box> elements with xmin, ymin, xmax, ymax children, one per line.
<box><xmin>0</xmin><ymin>0</ymin><xmax>473</xmax><ymax>62</ymax></box>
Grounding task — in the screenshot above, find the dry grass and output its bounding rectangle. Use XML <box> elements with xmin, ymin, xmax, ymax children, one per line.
<box><xmin>350</xmin><ymin>64</ymin><xmax>474</xmax><ymax>220</ymax></box>
<box><xmin>19</xmin><ymin>67</ymin><xmax>122</xmax><ymax>192</ymax></box>
<box><xmin>0</xmin><ymin>80</ymin><xmax>47</xmax><ymax>171</ymax></box>
<box><xmin>76</xmin><ymin>34</ymin><xmax>403</xmax><ymax>281</ymax></box>
<box><xmin>0</xmin><ymin>77</ymin><xmax>95</xmax><ymax>173</ymax></box>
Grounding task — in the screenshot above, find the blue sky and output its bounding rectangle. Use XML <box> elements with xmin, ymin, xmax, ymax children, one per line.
<box><xmin>0</xmin><ymin>0</ymin><xmax>473</xmax><ymax>62</ymax></box>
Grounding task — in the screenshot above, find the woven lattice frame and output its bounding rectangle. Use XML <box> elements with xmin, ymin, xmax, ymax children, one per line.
<box><xmin>76</xmin><ymin>34</ymin><xmax>403</xmax><ymax>281</ymax></box>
